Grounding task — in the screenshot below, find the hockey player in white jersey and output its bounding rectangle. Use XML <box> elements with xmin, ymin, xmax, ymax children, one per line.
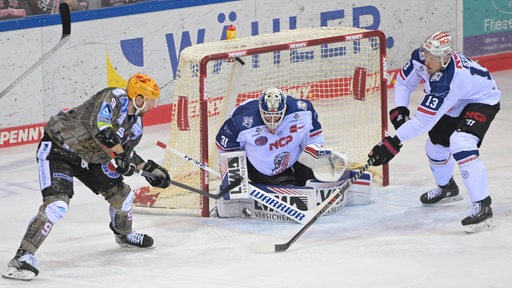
<box><xmin>215</xmin><ymin>88</ymin><xmax>372</xmax><ymax>221</ymax></box>
<box><xmin>368</xmin><ymin>31</ymin><xmax>500</xmax><ymax>233</ymax></box>
<box><xmin>216</xmin><ymin>87</ymin><xmax>329</xmax><ymax>186</ymax></box>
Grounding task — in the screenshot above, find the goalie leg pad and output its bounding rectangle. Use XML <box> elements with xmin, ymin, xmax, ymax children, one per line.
<box><xmin>346</xmin><ymin>171</ymin><xmax>373</xmax><ymax>206</ymax></box>
<box><xmin>216</xmin><ymin>197</ymin><xmax>254</xmax><ymax>218</ymax></box>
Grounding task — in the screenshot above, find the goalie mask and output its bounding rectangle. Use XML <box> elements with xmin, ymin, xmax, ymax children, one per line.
<box><xmin>421</xmin><ymin>31</ymin><xmax>454</xmax><ymax>68</ymax></box>
<box><xmin>258</xmin><ymin>87</ymin><xmax>287</xmax><ymax>133</ymax></box>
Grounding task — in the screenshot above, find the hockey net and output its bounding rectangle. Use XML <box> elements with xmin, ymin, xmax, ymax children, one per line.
<box><xmin>135</xmin><ymin>27</ymin><xmax>388</xmax><ymax>216</ymax></box>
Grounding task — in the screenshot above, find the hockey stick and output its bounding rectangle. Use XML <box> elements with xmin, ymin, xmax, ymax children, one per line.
<box><xmin>0</xmin><ymin>3</ymin><xmax>71</xmax><ymax>99</ymax></box>
<box><xmin>135</xmin><ymin>168</ymin><xmax>241</xmax><ymax>200</ymax></box>
<box><xmin>250</xmin><ymin>159</ymin><xmax>374</xmax><ymax>253</ymax></box>
<box><xmin>155</xmin><ymin>140</ymin><xmax>311</xmax><ymax>223</ymax></box>
<box><xmin>155</xmin><ymin>140</ymin><xmax>221</xmax><ymax>178</ymax></box>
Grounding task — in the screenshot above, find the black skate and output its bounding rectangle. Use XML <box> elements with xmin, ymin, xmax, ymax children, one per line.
<box><xmin>2</xmin><ymin>249</ymin><xmax>39</xmax><ymax>281</ymax></box>
<box><xmin>110</xmin><ymin>223</ymin><xmax>154</xmax><ymax>248</ymax></box>
<box><xmin>420</xmin><ymin>177</ymin><xmax>463</xmax><ymax>205</ymax></box>
<box><xmin>461</xmin><ymin>196</ymin><xmax>495</xmax><ymax>233</ymax></box>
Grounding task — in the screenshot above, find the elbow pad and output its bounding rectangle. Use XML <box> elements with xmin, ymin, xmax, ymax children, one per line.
<box><xmin>95</xmin><ymin>128</ymin><xmax>120</xmax><ymax>148</ymax></box>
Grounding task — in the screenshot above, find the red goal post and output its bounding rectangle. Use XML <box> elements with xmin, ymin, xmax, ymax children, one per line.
<box><xmin>147</xmin><ymin>27</ymin><xmax>389</xmax><ymax>216</ymax></box>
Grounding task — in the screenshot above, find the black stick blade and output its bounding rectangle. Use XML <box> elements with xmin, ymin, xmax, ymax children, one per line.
<box><xmin>59</xmin><ymin>3</ymin><xmax>71</xmax><ymax>36</ymax></box>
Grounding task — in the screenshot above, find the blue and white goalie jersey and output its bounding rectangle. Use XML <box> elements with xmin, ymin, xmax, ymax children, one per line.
<box><xmin>216</xmin><ymin>96</ymin><xmax>324</xmax><ymax>176</ymax></box>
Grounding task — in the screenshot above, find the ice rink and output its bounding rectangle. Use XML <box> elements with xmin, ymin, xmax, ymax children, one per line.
<box><xmin>1</xmin><ymin>70</ymin><xmax>511</xmax><ymax>288</ymax></box>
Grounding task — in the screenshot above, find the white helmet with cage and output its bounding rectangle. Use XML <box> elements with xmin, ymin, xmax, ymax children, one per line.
<box><xmin>422</xmin><ymin>31</ymin><xmax>454</xmax><ymax>68</ymax></box>
<box><xmin>258</xmin><ymin>87</ymin><xmax>287</xmax><ymax>133</ymax></box>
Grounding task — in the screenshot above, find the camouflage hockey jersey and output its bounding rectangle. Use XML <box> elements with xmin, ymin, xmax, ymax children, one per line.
<box><xmin>44</xmin><ymin>88</ymin><xmax>143</xmax><ymax>164</ymax></box>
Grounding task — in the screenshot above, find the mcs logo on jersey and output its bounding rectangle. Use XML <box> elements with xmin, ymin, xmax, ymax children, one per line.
<box><xmin>269</xmin><ymin>135</ymin><xmax>293</xmax><ymax>151</ymax></box>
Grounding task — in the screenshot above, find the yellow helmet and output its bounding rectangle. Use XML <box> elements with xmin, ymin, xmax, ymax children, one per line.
<box><xmin>126</xmin><ymin>73</ymin><xmax>160</xmax><ymax>100</ymax></box>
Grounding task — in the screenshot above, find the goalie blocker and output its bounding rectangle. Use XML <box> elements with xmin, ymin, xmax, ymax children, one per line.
<box><xmin>215</xmin><ymin>150</ymin><xmax>372</xmax><ymax>222</ymax></box>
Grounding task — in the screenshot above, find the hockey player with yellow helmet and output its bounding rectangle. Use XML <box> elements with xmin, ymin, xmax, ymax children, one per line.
<box><xmin>3</xmin><ymin>73</ymin><xmax>170</xmax><ymax>281</ymax></box>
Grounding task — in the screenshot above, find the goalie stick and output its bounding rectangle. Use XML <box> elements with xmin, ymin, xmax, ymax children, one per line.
<box><xmin>0</xmin><ymin>3</ymin><xmax>71</xmax><ymax>100</ymax></box>
<box><xmin>155</xmin><ymin>140</ymin><xmax>313</xmax><ymax>224</ymax></box>
<box><xmin>250</xmin><ymin>158</ymin><xmax>374</xmax><ymax>253</ymax></box>
<box><xmin>135</xmin><ymin>168</ymin><xmax>241</xmax><ymax>200</ymax></box>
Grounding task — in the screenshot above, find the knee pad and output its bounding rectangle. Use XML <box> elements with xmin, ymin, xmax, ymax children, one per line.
<box><xmin>425</xmin><ymin>138</ymin><xmax>450</xmax><ymax>162</ymax></box>
<box><xmin>102</xmin><ymin>183</ymin><xmax>134</xmax><ymax>211</ymax></box>
<box><xmin>449</xmin><ymin>131</ymin><xmax>480</xmax><ymax>157</ymax></box>
<box><xmin>45</xmin><ymin>200</ymin><xmax>69</xmax><ymax>223</ymax></box>
<box><xmin>104</xmin><ymin>183</ymin><xmax>134</xmax><ymax>235</ymax></box>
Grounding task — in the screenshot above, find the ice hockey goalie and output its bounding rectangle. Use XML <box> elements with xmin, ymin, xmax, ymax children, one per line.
<box><xmin>215</xmin><ymin>149</ymin><xmax>372</xmax><ymax>222</ymax></box>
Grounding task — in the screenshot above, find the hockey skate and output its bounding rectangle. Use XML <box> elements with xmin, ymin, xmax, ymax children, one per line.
<box><xmin>2</xmin><ymin>250</ymin><xmax>39</xmax><ymax>281</ymax></box>
<box><xmin>420</xmin><ymin>177</ymin><xmax>463</xmax><ymax>205</ymax></box>
<box><xmin>462</xmin><ymin>196</ymin><xmax>495</xmax><ymax>233</ymax></box>
<box><xmin>109</xmin><ymin>223</ymin><xmax>154</xmax><ymax>248</ymax></box>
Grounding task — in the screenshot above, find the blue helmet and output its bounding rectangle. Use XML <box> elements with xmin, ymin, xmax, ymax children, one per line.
<box><xmin>258</xmin><ymin>87</ymin><xmax>287</xmax><ymax>133</ymax></box>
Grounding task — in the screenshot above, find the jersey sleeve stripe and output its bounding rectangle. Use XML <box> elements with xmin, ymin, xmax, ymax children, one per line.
<box><xmin>309</xmin><ymin>130</ymin><xmax>322</xmax><ymax>138</ymax></box>
<box><xmin>417</xmin><ymin>106</ymin><xmax>437</xmax><ymax>116</ymax></box>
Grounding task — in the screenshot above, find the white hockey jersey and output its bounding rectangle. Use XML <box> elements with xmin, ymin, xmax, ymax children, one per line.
<box><xmin>216</xmin><ymin>96</ymin><xmax>324</xmax><ymax>176</ymax></box>
<box><xmin>394</xmin><ymin>48</ymin><xmax>501</xmax><ymax>142</ymax></box>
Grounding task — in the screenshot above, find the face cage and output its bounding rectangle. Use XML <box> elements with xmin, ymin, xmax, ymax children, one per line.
<box><xmin>260</xmin><ymin>109</ymin><xmax>285</xmax><ymax>131</ymax></box>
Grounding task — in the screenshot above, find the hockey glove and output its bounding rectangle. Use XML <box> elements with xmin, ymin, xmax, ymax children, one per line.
<box><xmin>389</xmin><ymin>106</ymin><xmax>410</xmax><ymax>130</ymax></box>
<box><xmin>368</xmin><ymin>136</ymin><xmax>402</xmax><ymax>166</ymax></box>
<box><xmin>115</xmin><ymin>152</ymin><xmax>136</xmax><ymax>176</ymax></box>
<box><xmin>143</xmin><ymin>160</ymin><xmax>171</xmax><ymax>188</ymax></box>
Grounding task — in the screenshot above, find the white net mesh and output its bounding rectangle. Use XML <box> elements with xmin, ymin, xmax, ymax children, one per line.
<box><xmin>138</xmin><ymin>27</ymin><xmax>387</xmax><ymax>214</ymax></box>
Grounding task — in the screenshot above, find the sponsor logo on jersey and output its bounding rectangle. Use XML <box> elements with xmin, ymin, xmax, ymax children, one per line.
<box><xmin>102</xmin><ymin>162</ymin><xmax>120</xmax><ymax>178</ymax></box>
<box><xmin>269</xmin><ymin>135</ymin><xmax>293</xmax><ymax>151</ymax></box>
<box><xmin>110</xmin><ymin>98</ymin><xmax>117</xmax><ymax>109</ymax></box>
<box><xmin>272</xmin><ymin>151</ymin><xmax>291</xmax><ymax>174</ymax></box>
<box><xmin>430</xmin><ymin>71</ymin><xmax>443</xmax><ymax>81</ymax></box>
<box><xmin>53</xmin><ymin>173</ymin><xmax>73</xmax><ymax>182</ymax></box>
<box><xmin>254</xmin><ymin>135</ymin><xmax>268</xmax><ymax>146</ymax></box>
<box><xmin>242</xmin><ymin>116</ymin><xmax>253</xmax><ymax>128</ymax></box>
<box><xmin>297</xmin><ymin>100</ymin><xmax>307</xmax><ymax>111</ymax></box>
<box><xmin>290</xmin><ymin>123</ymin><xmax>304</xmax><ymax>133</ymax></box>
<box><xmin>119</xmin><ymin>96</ymin><xmax>129</xmax><ymax>113</ymax></box>
<box><xmin>453</xmin><ymin>53</ymin><xmax>469</xmax><ymax>69</ymax></box>
<box><xmin>112</xmin><ymin>88</ymin><xmax>126</xmax><ymax>96</ymax></box>
<box><xmin>99</xmin><ymin>102</ymin><xmax>113</xmax><ymax>119</ymax></box>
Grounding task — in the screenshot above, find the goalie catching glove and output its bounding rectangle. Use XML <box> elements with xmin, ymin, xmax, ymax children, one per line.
<box><xmin>298</xmin><ymin>144</ymin><xmax>348</xmax><ymax>182</ymax></box>
<box><xmin>142</xmin><ymin>160</ymin><xmax>171</xmax><ymax>188</ymax></box>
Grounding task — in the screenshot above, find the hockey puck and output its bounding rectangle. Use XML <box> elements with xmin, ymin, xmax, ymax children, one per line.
<box><xmin>242</xmin><ymin>208</ymin><xmax>252</xmax><ymax>217</ymax></box>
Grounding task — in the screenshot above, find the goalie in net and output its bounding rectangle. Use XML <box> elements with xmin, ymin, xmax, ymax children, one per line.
<box><xmin>214</xmin><ymin>87</ymin><xmax>372</xmax><ymax>222</ymax></box>
<box><xmin>147</xmin><ymin>27</ymin><xmax>388</xmax><ymax>216</ymax></box>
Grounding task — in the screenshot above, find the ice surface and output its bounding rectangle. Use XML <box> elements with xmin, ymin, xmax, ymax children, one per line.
<box><xmin>1</xmin><ymin>71</ymin><xmax>511</xmax><ymax>288</ymax></box>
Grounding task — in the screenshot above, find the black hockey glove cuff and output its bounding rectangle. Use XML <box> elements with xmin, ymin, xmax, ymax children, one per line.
<box><xmin>389</xmin><ymin>106</ymin><xmax>410</xmax><ymax>130</ymax></box>
<box><xmin>368</xmin><ymin>136</ymin><xmax>402</xmax><ymax>166</ymax></box>
<box><xmin>143</xmin><ymin>160</ymin><xmax>171</xmax><ymax>188</ymax></box>
<box><xmin>115</xmin><ymin>152</ymin><xmax>136</xmax><ymax>176</ymax></box>
<box><xmin>95</xmin><ymin>128</ymin><xmax>120</xmax><ymax>148</ymax></box>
